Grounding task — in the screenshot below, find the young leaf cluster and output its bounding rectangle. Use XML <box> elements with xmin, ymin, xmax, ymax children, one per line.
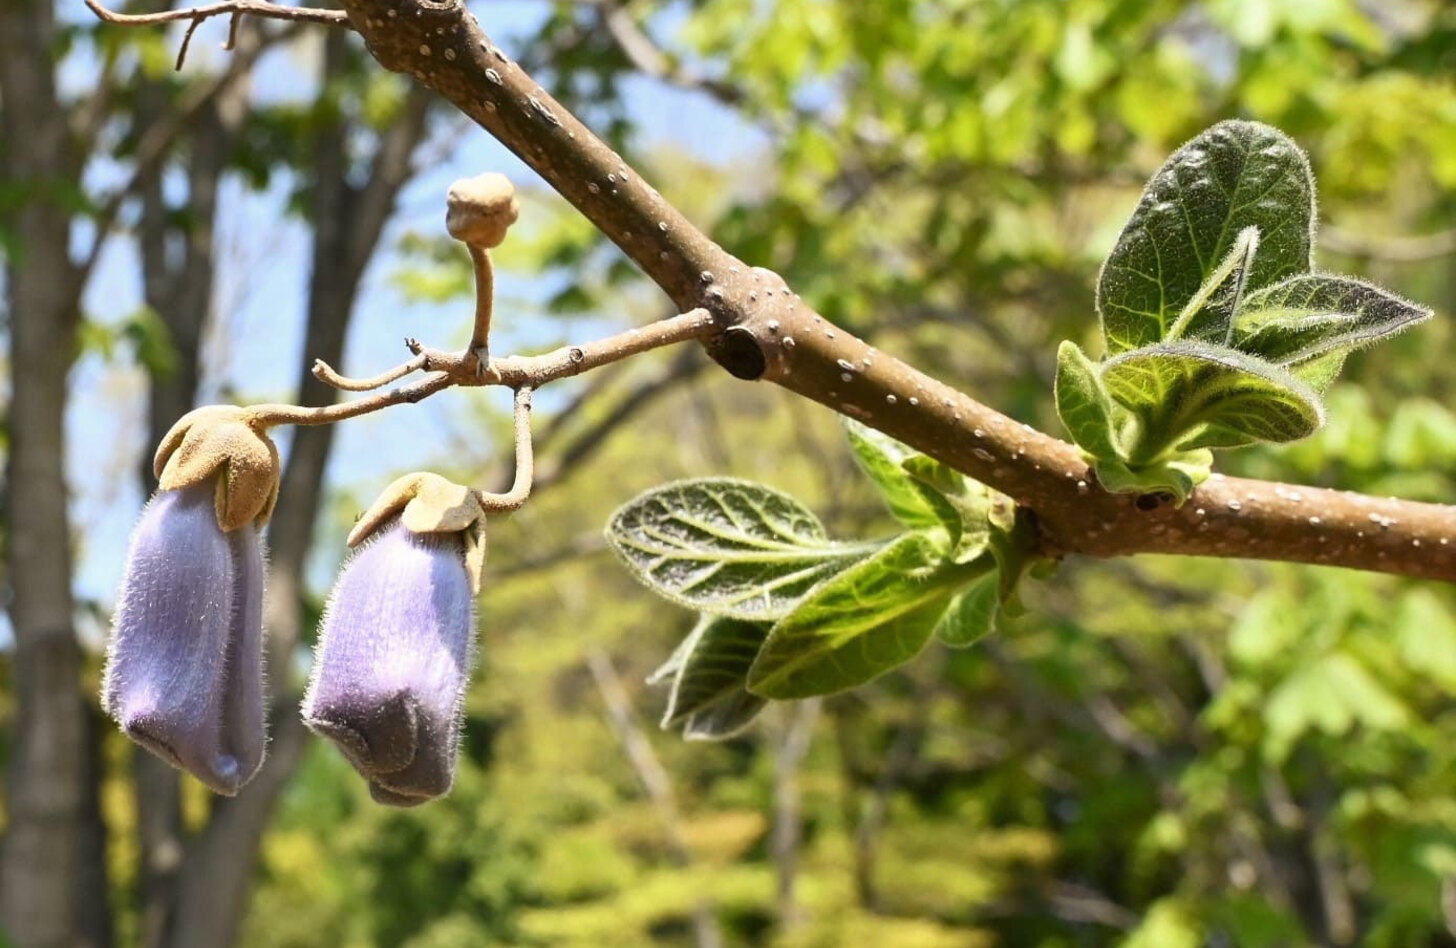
<box><xmin>605</xmin><ymin>422</ymin><xmax>1039</xmax><ymax>739</ymax></box>
<box><xmin>1056</xmin><ymin>120</ymin><xmax>1431</xmax><ymax>502</ymax></box>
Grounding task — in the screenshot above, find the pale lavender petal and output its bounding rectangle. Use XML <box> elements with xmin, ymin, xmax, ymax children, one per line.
<box><xmin>219</xmin><ymin>525</ymin><xmax>268</xmax><ymax>786</ymax></box>
<box><xmin>303</xmin><ymin>519</ymin><xmax>475</xmax><ymax>805</ymax></box>
<box><xmin>103</xmin><ymin>486</ymin><xmax>251</xmax><ymax>794</ymax></box>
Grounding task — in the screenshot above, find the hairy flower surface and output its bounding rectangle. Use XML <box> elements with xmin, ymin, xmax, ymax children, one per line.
<box><xmin>102</xmin><ymin>485</ymin><xmax>268</xmax><ymax>794</ymax></box>
<box><xmin>303</xmin><ymin>518</ymin><xmax>477</xmax><ymax>806</ymax></box>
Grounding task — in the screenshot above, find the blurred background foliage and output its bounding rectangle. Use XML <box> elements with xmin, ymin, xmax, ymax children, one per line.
<box><xmin>6</xmin><ymin>0</ymin><xmax>1456</xmax><ymax>946</ymax></box>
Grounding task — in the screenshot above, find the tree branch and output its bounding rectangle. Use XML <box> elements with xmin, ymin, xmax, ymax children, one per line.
<box><xmin>283</xmin><ymin>307</ymin><xmax>716</xmax><ymax>427</ymax></box>
<box><xmin>533</xmin><ymin>346</ymin><xmax>707</xmax><ymax>489</ymax></box>
<box><xmin>322</xmin><ymin>0</ymin><xmax>1456</xmax><ymax>584</ymax></box>
<box><xmin>89</xmin><ymin>0</ymin><xmax>1456</xmax><ymax>584</ymax></box>
<box><xmin>590</xmin><ymin>0</ymin><xmax>745</xmax><ymax>106</ymax></box>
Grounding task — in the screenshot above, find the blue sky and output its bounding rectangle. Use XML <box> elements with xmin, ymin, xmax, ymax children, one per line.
<box><xmin>56</xmin><ymin>0</ymin><xmax>769</xmax><ymax>646</ymax></box>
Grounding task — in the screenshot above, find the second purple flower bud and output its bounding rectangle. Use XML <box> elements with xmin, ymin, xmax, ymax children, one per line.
<box><xmin>303</xmin><ymin>473</ymin><xmax>487</xmax><ymax>806</ymax></box>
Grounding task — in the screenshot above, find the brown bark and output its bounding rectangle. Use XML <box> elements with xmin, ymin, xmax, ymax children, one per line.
<box><xmin>0</xmin><ymin>1</ymin><xmax>100</xmax><ymax>945</ymax></box>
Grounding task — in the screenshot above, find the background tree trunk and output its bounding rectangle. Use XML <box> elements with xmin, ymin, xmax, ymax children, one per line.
<box><xmin>0</xmin><ymin>2</ymin><xmax>102</xmax><ymax>945</ymax></box>
<box><xmin>130</xmin><ymin>49</ymin><xmax>255</xmax><ymax>948</ymax></box>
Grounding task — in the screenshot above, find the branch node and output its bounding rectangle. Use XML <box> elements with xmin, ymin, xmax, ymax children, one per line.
<box><xmin>716</xmin><ymin>325</ymin><xmax>767</xmax><ymax>381</ymax></box>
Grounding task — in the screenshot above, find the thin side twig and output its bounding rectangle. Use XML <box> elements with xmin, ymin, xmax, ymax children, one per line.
<box><xmin>478</xmin><ymin>386</ymin><xmax>534</xmax><ymax>512</ymax></box>
<box><xmin>83</xmin><ymin>0</ymin><xmax>348</xmax><ymax>30</ymax></box>
<box><xmin>312</xmin><ymin>352</ymin><xmax>427</xmax><ymax>392</ymax></box>
<box><xmin>244</xmin><ymin>308</ymin><xmax>717</xmax><ymax>429</ymax></box>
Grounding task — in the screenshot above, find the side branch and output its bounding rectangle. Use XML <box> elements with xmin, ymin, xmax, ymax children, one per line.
<box><xmin>83</xmin><ymin>0</ymin><xmax>348</xmax><ymax>29</ymax></box>
<box><xmin>477</xmin><ymin>386</ymin><xmax>534</xmax><ymax>512</ymax></box>
<box><xmin>489</xmin><ymin>308</ymin><xmax>718</xmax><ymax>388</ymax></box>
<box><xmin>249</xmin><ymin>308</ymin><xmax>718</xmax><ymax>429</ymax></box>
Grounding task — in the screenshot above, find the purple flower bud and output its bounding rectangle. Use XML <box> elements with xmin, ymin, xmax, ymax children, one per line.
<box><xmin>102</xmin><ymin>485</ymin><xmax>268</xmax><ymax>795</ymax></box>
<box><xmin>303</xmin><ymin>518</ymin><xmax>476</xmax><ymax>806</ymax></box>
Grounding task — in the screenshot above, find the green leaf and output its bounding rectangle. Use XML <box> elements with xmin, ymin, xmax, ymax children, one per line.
<box><xmin>646</xmin><ymin>629</ymin><xmax>699</xmax><ymax>686</ymax></box>
<box><xmin>936</xmin><ymin>569</ymin><xmax>999</xmax><ymax>648</ymax></box>
<box><xmin>1289</xmin><ymin>351</ymin><xmax>1347</xmax><ymax>394</ymax></box>
<box><xmin>660</xmin><ymin>615</ymin><xmax>771</xmax><ymax>741</ymax></box>
<box><xmin>1097</xmin><ymin>120</ymin><xmax>1314</xmax><ymax>354</ymax></box>
<box><xmin>606</xmin><ymin>479</ymin><xmax>876</xmax><ymax>620</ymax></box>
<box><xmin>1102</xmin><ymin>341</ymin><xmax>1324</xmax><ymax>458</ymax></box>
<box><xmin>843</xmin><ymin>419</ymin><xmax>957</xmax><ymax>533</ymax></box>
<box><xmin>747</xmin><ymin>532</ymin><xmax>963</xmax><ymax>699</ymax></box>
<box><xmin>1395</xmin><ymin>591</ymin><xmax>1456</xmax><ymax>692</ymax></box>
<box><xmin>77</xmin><ymin>319</ymin><xmax>119</xmax><ymax>361</ymax></box>
<box><xmin>1232</xmin><ymin>273</ymin><xmax>1433</xmax><ymax>366</ymax></box>
<box><xmin>986</xmin><ymin>503</ymin><xmax>1040</xmax><ymax>609</ymax></box>
<box><xmin>1092</xmin><ymin>452</ymin><xmax>1211</xmax><ymax>504</ymax></box>
<box><xmin>900</xmin><ymin>455</ymin><xmax>996</xmax><ymax>563</ymax></box>
<box><xmin>1167</xmin><ymin>225</ymin><xmax>1259</xmax><ymax>345</ymax></box>
<box><xmin>1054</xmin><ymin>340</ymin><xmax>1124</xmax><ymax>461</ymax></box>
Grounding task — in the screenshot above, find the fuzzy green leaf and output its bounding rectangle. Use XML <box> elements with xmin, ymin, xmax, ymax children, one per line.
<box><xmin>936</xmin><ymin>570</ymin><xmax>1000</xmax><ymax>648</ymax></box>
<box><xmin>1092</xmin><ymin>450</ymin><xmax>1213</xmax><ymax>504</ymax></box>
<box><xmin>1055</xmin><ymin>340</ymin><xmax>1123</xmax><ymax>462</ymax></box>
<box><xmin>1232</xmin><ymin>273</ymin><xmax>1433</xmax><ymax>366</ymax></box>
<box><xmin>1098</xmin><ymin>121</ymin><xmax>1314</xmax><ymax>354</ymax></box>
<box><xmin>844</xmin><ymin>419</ymin><xmax>958</xmax><ymax>534</ymax></box>
<box><xmin>660</xmin><ymin>615</ymin><xmax>771</xmax><ymax>741</ymax></box>
<box><xmin>747</xmin><ymin>532</ymin><xmax>961</xmax><ymax>699</ymax></box>
<box><xmin>1167</xmin><ymin>226</ymin><xmax>1260</xmax><ymax>345</ymax></box>
<box><xmin>1102</xmin><ymin>341</ymin><xmax>1324</xmax><ymax>457</ymax></box>
<box><xmin>606</xmin><ymin>479</ymin><xmax>876</xmax><ymax>620</ymax></box>
<box><xmin>900</xmin><ymin>455</ymin><xmax>996</xmax><ymax>563</ymax></box>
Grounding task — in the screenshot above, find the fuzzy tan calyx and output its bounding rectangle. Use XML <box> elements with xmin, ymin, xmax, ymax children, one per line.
<box><xmin>349</xmin><ymin>472</ymin><xmax>488</xmax><ymax>593</ymax></box>
<box><xmin>154</xmin><ymin>406</ymin><xmax>281</xmax><ymax>532</ymax></box>
<box><xmin>445</xmin><ymin>173</ymin><xmax>518</xmax><ymax>249</ymax></box>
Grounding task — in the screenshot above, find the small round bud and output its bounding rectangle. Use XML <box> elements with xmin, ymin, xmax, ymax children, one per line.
<box><xmin>445</xmin><ymin>173</ymin><xmax>518</xmax><ymax>248</ymax></box>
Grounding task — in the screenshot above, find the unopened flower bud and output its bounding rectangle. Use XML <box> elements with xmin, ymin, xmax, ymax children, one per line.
<box><xmin>303</xmin><ymin>473</ymin><xmax>486</xmax><ymax>806</ymax></box>
<box><xmin>102</xmin><ymin>407</ymin><xmax>279</xmax><ymax>794</ymax></box>
<box><xmin>445</xmin><ymin>173</ymin><xmax>518</xmax><ymax>249</ymax></box>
